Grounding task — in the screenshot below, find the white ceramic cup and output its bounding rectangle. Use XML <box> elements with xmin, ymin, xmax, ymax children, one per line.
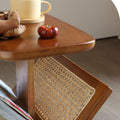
<box><xmin>10</xmin><ymin>0</ymin><xmax>51</xmax><ymax>19</ymax></box>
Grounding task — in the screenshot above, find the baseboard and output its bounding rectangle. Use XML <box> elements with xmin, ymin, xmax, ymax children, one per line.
<box><xmin>96</xmin><ymin>36</ymin><xmax>118</xmax><ymax>41</ymax></box>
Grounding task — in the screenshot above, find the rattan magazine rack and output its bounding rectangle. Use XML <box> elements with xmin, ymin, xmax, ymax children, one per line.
<box><xmin>34</xmin><ymin>56</ymin><xmax>112</xmax><ymax>120</ymax></box>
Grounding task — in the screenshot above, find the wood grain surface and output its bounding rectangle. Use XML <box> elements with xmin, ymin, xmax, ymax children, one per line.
<box><xmin>0</xmin><ymin>15</ymin><xmax>95</xmax><ymax>60</ymax></box>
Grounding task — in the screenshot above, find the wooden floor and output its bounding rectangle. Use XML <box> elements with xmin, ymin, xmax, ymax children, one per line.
<box><xmin>0</xmin><ymin>37</ymin><xmax>120</xmax><ymax>120</ymax></box>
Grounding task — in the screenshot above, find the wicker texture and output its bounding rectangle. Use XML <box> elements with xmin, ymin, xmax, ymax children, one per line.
<box><xmin>34</xmin><ymin>57</ymin><xmax>95</xmax><ymax>120</ymax></box>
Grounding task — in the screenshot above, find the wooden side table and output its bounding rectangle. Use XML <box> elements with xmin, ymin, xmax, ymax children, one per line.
<box><xmin>0</xmin><ymin>15</ymin><xmax>95</xmax><ymax>119</ymax></box>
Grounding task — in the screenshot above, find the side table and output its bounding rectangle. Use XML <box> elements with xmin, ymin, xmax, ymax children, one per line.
<box><xmin>0</xmin><ymin>15</ymin><xmax>111</xmax><ymax>120</ymax></box>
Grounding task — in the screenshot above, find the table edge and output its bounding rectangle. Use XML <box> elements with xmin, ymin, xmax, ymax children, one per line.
<box><xmin>0</xmin><ymin>39</ymin><xmax>95</xmax><ymax>61</ymax></box>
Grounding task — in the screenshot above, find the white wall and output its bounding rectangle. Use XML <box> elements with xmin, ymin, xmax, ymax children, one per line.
<box><xmin>0</xmin><ymin>0</ymin><xmax>10</xmax><ymax>10</ymax></box>
<box><xmin>0</xmin><ymin>0</ymin><xmax>120</xmax><ymax>39</ymax></box>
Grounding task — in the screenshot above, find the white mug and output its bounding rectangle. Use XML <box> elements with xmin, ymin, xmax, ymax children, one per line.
<box><xmin>10</xmin><ymin>0</ymin><xmax>51</xmax><ymax>19</ymax></box>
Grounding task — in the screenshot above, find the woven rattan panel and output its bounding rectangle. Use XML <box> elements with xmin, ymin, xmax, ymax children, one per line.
<box><xmin>34</xmin><ymin>57</ymin><xmax>95</xmax><ymax>120</ymax></box>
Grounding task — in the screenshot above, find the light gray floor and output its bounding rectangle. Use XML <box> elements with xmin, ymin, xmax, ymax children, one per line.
<box><xmin>66</xmin><ymin>37</ymin><xmax>120</xmax><ymax>120</ymax></box>
<box><xmin>0</xmin><ymin>37</ymin><xmax>120</xmax><ymax>120</ymax></box>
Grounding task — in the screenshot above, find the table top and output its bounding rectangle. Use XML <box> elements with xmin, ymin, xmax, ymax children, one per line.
<box><xmin>0</xmin><ymin>15</ymin><xmax>95</xmax><ymax>61</ymax></box>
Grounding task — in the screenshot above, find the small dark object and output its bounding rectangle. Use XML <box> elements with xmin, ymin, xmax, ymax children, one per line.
<box><xmin>0</xmin><ymin>11</ymin><xmax>9</xmax><ymax>20</ymax></box>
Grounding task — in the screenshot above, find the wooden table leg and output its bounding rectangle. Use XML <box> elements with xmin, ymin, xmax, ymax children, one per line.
<box><xmin>16</xmin><ymin>60</ymin><xmax>35</xmax><ymax>118</ymax></box>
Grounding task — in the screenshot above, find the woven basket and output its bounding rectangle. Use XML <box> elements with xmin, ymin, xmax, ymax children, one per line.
<box><xmin>34</xmin><ymin>57</ymin><xmax>95</xmax><ymax>120</ymax></box>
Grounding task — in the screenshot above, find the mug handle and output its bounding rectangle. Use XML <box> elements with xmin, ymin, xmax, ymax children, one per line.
<box><xmin>41</xmin><ymin>1</ymin><xmax>51</xmax><ymax>15</ymax></box>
